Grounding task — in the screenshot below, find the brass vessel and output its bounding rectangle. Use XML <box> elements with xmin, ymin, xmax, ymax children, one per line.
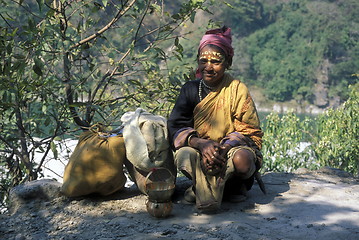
<box><xmin>144</xmin><ymin>168</ymin><xmax>175</xmax><ymax>218</ymax></box>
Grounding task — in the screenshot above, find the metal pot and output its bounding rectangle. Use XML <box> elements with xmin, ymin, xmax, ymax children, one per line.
<box><xmin>146</xmin><ymin>200</ymin><xmax>173</xmax><ymax>218</ymax></box>
<box><xmin>145</xmin><ymin>168</ymin><xmax>175</xmax><ymax>203</ymax></box>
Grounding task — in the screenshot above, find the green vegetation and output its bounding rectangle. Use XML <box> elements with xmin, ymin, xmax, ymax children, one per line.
<box><xmin>175</xmin><ymin>0</ymin><xmax>359</xmax><ymax>104</ymax></box>
<box><xmin>239</xmin><ymin>0</ymin><xmax>359</xmax><ymax>102</ymax></box>
<box><xmin>0</xmin><ymin>0</ymin><xmax>209</xmax><ymax>212</ymax></box>
<box><xmin>262</xmin><ymin>83</ymin><xmax>359</xmax><ymax>175</ymax></box>
<box><xmin>262</xmin><ymin>112</ymin><xmax>317</xmax><ymax>172</ymax></box>
<box><xmin>314</xmin><ymin>83</ymin><xmax>359</xmax><ymax>174</ymax></box>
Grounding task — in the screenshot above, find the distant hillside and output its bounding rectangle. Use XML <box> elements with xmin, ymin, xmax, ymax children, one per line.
<box><xmin>174</xmin><ymin>0</ymin><xmax>359</xmax><ymax>109</ymax></box>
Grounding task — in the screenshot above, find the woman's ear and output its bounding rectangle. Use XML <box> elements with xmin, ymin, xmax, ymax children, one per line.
<box><xmin>226</xmin><ymin>58</ymin><xmax>232</xmax><ymax>69</ymax></box>
<box><xmin>224</xmin><ymin>60</ymin><xmax>230</xmax><ymax>69</ymax></box>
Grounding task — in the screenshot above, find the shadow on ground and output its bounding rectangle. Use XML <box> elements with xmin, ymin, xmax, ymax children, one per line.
<box><xmin>2</xmin><ymin>169</ymin><xmax>358</xmax><ymax>240</ymax></box>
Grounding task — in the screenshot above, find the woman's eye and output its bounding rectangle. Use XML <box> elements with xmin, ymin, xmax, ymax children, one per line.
<box><xmin>210</xmin><ymin>60</ymin><xmax>222</xmax><ymax>64</ymax></box>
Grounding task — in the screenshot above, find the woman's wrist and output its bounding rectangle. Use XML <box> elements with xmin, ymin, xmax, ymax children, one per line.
<box><xmin>188</xmin><ymin>134</ymin><xmax>198</xmax><ymax>148</ymax></box>
<box><xmin>221</xmin><ymin>143</ymin><xmax>232</xmax><ymax>155</ymax></box>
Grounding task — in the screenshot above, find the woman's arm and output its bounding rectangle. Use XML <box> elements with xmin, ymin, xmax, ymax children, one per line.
<box><xmin>167</xmin><ymin>81</ymin><xmax>200</xmax><ymax>149</ymax></box>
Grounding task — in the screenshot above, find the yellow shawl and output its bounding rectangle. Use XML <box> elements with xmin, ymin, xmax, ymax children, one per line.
<box><xmin>194</xmin><ymin>74</ymin><xmax>263</xmax><ymax>149</ymax></box>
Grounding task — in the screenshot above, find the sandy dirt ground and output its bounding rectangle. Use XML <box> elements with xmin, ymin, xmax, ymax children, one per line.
<box><xmin>1</xmin><ymin>167</ymin><xmax>358</xmax><ymax>240</ymax></box>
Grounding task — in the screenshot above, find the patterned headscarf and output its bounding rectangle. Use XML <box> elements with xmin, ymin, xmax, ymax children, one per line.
<box><xmin>196</xmin><ymin>26</ymin><xmax>234</xmax><ymax>79</ymax></box>
<box><xmin>198</xmin><ymin>26</ymin><xmax>234</xmax><ymax>59</ymax></box>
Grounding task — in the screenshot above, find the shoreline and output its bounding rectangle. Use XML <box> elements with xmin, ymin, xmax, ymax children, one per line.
<box><xmin>255</xmin><ymin>101</ymin><xmax>326</xmax><ymax>115</ymax></box>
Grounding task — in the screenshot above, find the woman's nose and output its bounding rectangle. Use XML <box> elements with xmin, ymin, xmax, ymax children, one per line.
<box><xmin>204</xmin><ymin>61</ymin><xmax>213</xmax><ymax>70</ymax></box>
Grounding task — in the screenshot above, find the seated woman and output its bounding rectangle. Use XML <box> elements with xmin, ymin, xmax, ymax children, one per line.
<box><xmin>167</xmin><ymin>26</ymin><xmax>264</xmax><ymax>213</ymax></box>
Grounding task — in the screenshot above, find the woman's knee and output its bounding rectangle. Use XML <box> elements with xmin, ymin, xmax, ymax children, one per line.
<box><xmin>175</xmin><ymin>146</ymin><xmax>199</xmax><ymax>178</ymax></box>
<box><xmin>175</xmin><ymin>147</ymin><xmax>198</xmax><ymax>164</ymax></box>
<box><xmin>232</xmin><ymin>149</ymin><xmax>256</xmax><ymax>179</ymax></box>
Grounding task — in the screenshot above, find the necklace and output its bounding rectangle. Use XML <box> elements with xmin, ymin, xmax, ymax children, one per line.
<box><xmin>198</xmin><ymin>80</ymin><xmax>213</xmax><ymax>101</ymax></box>
<box><xmin>201</xmin><ymin>79</ymin><xmax>213</xmax><ymax>90</ymax></box>
<box><xmin>198</xmin><ymin>81</ymin><xmax>203</xmax><ymax>101</ymax></box>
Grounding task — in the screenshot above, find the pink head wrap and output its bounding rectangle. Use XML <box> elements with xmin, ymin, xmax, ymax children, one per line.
<box><xmin>198</xmin><ymin>26</ymin><xmax>234</xmax><ymax>58</ymax></box>
<box><xmin>196</xmin><ymin>26</ymin><xmax>234</xmax><ymax>79</ymax></box>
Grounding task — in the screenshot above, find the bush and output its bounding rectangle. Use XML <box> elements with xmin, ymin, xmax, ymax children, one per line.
<box><xmin>262</xmin><ymin>83</ymin><xmax>359</xmax><ymax>176</ymax></box>
<box><xmin>313</xmin><ymin>83</ymin><xmax>359</xmax><ymax>175</ymax></box>
<box><xmin>262</xmin><ymin>112</ymin><xmax>318</xmax><ymax>172</ymax></box>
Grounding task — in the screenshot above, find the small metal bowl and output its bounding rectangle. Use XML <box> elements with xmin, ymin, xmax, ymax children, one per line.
<box><xmin>146</xmin><ymin>182</ymin><xmax>175</xmax><ymax>202</ymax></box>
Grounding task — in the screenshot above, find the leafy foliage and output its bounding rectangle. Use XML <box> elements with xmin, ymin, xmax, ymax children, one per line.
<box><xmin>313</xmin><ymin>83</ymin><xmax>359</xmax><ymax>174</ymax></box>
<box><xmin>0</xmin><ymin>0</ymin><xmax>210</xmax><ymax>212</ymax></box>
<box><xmin>262</xmin><ymin>112</ymin><xmax>317</xmax><ymax>172</ymax></box>
<box><xmin>224</xmin><ymin>0</ymin><xmax>359</xmax><ymax>103</ymax></box>
<box><xmin>262</xmin><ymin>83</ymin><xmax>359</xmax><ymax>176</ymax></box>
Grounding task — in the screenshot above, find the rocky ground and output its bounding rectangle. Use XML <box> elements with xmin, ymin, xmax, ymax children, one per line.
<box><xmin>1</xmin><ymin>167</ymin><xmax>358</xmax><ymax>240</ymax></box>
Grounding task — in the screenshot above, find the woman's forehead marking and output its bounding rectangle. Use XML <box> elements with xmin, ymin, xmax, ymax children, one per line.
<box><xmin>200</xmin><ymin>50</ymin><xmax>223</xmax><ymax>57</ymax></box>
<box><xmin>200</xmin><ymin>50</ymin><xmax>224</xmax><ymax>60</ymax></box>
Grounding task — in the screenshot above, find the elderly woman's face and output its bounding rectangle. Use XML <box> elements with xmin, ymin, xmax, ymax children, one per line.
<box><xmin>198</xmin><ymin>45</ymin><xmax>227</xmax><ymax>86</ymax></box>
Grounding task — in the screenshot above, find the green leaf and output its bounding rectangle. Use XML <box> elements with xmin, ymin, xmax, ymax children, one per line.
<box><xmin>94</xmin><ymin>2</ymin><xmax>103</xmax><ymax>10</ymax></box>
<box><xmin>150</xmin><ymin>3</ymin><xmax>161</xmax><ymax>13</ymax></box>
<box><xmin>36</xmin><ymin>0</ymin><xmax>44</xmax><ymax>12</ymax></box>
<box><xmin>50</xmin><ymin>141</ymin><xmax>58</xmax><ymax>159</ymax></box>
<box><xmin>172</xmin><ymin>13</ymin><xmax>180</xmax><ymax>20</ymax></box>
<box><xmin>44</xmin><ymin>117</ymin><xmax>51</xmax><ymax>126</ymax></box>
<box><xmin>190</xmin><ymin>11</ymin><xmax>196</xmax><ymax>23</ymax></box>
<box><xmin>68</xmin><ymin>102</ymin><xmax>87</xmax><ymax>107</ymax></box>
<box><xmin>33</xmin><ymin>64</ymin><xmax>43</xmax><ymax>76</ymax></box>
<box><xmin>128</xmin><ymin>79</ymin><xmax>142</xmax><ymax>86</ymax></box>
<box><xmin>46</xmin><ymin>8</ymin><xmax>55</xmax><ymax>18</ymax></box>
<box><xmin>6</xmin><ymin>43</ymin><xmax>12</xmax><ymax>55</ymax></box>
<box><xmin>36</xmin><ymin>148</ymin><xmax>45</xmax><ymax>154</ymax></box>
<box><xmin>42</xmin><ymin>104</ymin><xmax>47</xmax><ymax>113</ymax></box>
<box><xmin>54</xmin><ymin>136</ymin><xmax>62</xmax><ymax>141</ymax></box>
<box><xmin>2</xmin><ymin>91</ymin><xmax>7</xmax><ymax>102</ymax></box>
<box><xmin>173</xmin><ymin>52</ymin><xmax>182</xmax><ymax>61</ymax></box>
<box><xmin>33</xmin><ymin>58</ymin><xmax>43</xmax><ymax>76</ymax></box>
<box><xmin>12</xmin><ymin>60</ymin><xmax>25</xmax><ymax>71</ymax></box>
<box><xmin>223</xmin><ymin>1</ymin><xmax>234</xmax><ymax>9</ymax></box>
<box><xmin>13</xmin><ymin>54</ymin><xmax>26</xmax><ymax>59</ymax></box>
<box><xmin>154</xmin><ymin>48</ymin><xmax>166</xmax><ymax>60</ymax></box>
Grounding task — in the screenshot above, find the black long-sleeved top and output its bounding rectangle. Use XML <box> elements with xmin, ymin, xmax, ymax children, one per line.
<box><xmin>167</xmin><ymin>80</ymin><xmax>211</xmax><ymax>148</ymax></box>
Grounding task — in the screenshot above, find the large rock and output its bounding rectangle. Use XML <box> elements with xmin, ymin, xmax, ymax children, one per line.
<box><xmin>8</xmin><ymin>179</ymin><xmax>62</xmax><ymax>214</ymax></box>
<box><xmin>314</xmin><ymin>59</ymin><xmax>331</xmax><ymax>108</ymax></box>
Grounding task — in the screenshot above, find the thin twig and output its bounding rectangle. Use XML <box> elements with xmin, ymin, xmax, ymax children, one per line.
<box><xmin>69</xmin><ymin>0</ymin><xmax>136</xmax><ymax>50</ymax></box>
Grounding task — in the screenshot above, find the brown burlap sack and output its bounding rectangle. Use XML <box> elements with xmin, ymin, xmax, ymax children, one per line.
<box><xmin>61</xmin><ymin>128</ymin><xmax>127</xmax><ymax>197</ymax></box>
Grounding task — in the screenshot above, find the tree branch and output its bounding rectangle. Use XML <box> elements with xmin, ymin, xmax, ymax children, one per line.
<box><xmin>14</xmin><ymin>103</ymin><xmax>37</xmax><ymax>180</ymax></box>
<box><xmin>69</xmin><ymin>0</ymin><xmax>137</xmax><ymax>51</ymax></box>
